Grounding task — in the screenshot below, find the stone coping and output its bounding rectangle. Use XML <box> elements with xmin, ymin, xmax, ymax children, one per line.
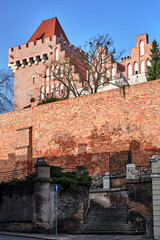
<box><xmin>126</xmin><ymin>176</ymin><xmax>151</xmax><ymax>183</ymax></box>
<box><xmin>89</xmin><ymin>186</ymin><xmax>126</xmax><ymax>193</ymax></box>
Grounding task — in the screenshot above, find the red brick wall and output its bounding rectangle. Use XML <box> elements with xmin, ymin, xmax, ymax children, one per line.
<box><xmin>121</xmin><ymin>33</ymin><xmax>152</xmax><ymax>78</ymax></box>
<box><xmin>0</xmin><ymin>80</ymin><xmax>160</xmax><ymax>176</ymax></box>
<box><xmin>9</xmin><ymin>36</ymin><xmax>86</xmax><ymax>110</ymax></box>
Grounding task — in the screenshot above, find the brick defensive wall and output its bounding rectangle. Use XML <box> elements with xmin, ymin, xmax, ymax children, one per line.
<box><xmin>0</xmin><ymin>79</ymin><xmax>160</xmax><ymax>176</ymax></box>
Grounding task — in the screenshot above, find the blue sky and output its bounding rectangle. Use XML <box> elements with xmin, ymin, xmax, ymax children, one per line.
<box><xmin>1</xmin><ymin>0</ymin><xmax>160</xmax><ymax>69</ymax></box>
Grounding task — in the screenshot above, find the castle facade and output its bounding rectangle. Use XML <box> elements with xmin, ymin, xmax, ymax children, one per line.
<box><xmin>8</xmin><ymin>17</ymin><xmax>152</xmax><ymax>110</ymax></box>
<box><xmin>0</xmin><ymin>17</ymin><xmax>159</xmax><ymax>179</ymax></box>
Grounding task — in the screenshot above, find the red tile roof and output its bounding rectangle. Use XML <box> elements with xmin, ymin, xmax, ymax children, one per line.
<box><xmin>27</xmin><ymin>17</ymin><xmax>69</xmax><ymax>44</ymax></box>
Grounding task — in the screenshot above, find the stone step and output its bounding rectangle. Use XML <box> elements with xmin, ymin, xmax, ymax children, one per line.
<box><xmin>84</xmin><ymin>221</ymin><xmax>128</xmax><ymax>224</ymax></box>
<box><xmin>70</xmin><ymin>204</ymin><xmax>141</xmax><ymax>235</ymax></box>
<box><xmin>86</xmin><ymin>217</ymin><xmax>127</xmax><ymax>221</ymax></box>
<box><xmin>70</xmin><ymin>230</ymin><xmax>144</xmax><ymax>235</ymax></box>
<box><xmin>79</xmin><ymin>225</ymin><xmax>136</xmax><ymax>231</ymax></box>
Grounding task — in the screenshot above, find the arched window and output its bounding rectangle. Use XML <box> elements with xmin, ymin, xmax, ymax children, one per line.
<box><xmin>140</xmin><ymin>41</ymin><xmax>144</xmax><ymax>56</ymax></box>
<box><xmin>56</xmin><ymin>65</ymin><xmax>59</xmax><ymax>76</ymax></box>
<box><xmin>41</xmin><ymin>86</ymin><xmax>44</xmax><ymax>99</ymax></box>
<box><xmin>101</xmin><ymin>75</ymin><xmax>104</xmax><ymax>83</ymax></box>
<box><xmin>141</xmin><ymin>61</ymin><xmax>145</xmax><ymax>73</ymax></box>
<box><xmin>46</xmin><ymin>85</ymin><xmax>49</xmax><ymax>98</ymax></box>
<box><xmin>112</xmin><ymin>68</ymin><xmax>115</xmax><ymax>79</ymax></box>
<box><xmin>51</xmin><ymin>84</ymin><xmax>54</xmax><ymax>97</ymax></box>
<box><xmin>46</xmin><ymin>68</ymin><xmax>49</xmax><ymax>81</ymax></box>
<box><xmin>51</xmin><ymin>67</ymin><xmax>54</xmax><ymax>80</ymax></box>
<box><xmin>60</xmin><ymin>84</ymin><xmax>64</xmax><ymax>95</ymax></box>
<box><xmin>65</xmin><ymin>64</ymin><xmax>69</xmax><ymax>77</ymax></box>
<box><xmin>61</xmin><ymin>65</ymin><xmax>63</xmax><ymax>78</ymax></box>
<box><xmin>55</xmin><ymin>48</ymin><xmax>59</xmax><ymax>61</ymax></box>
<box><xmin>134</xmin><ymin>62</ymin><xmax>138</xmax><ymax>74</ymax></box>
<box><xmin>90</xmin><ymin>75</ymin><xmax>93</xmax><ymax>85</ymax></box>
<box><xmin>56</xmin><ymin>83</ymin><xmax>59</xmax><ymax>95</ymax></box>
<box><xmin>101</xmin><ymin>54</ymin><xmax>104</xmax><ymax>67</ymax></box>
<box><xmin>147</xmin><ymin>59</ymin><xmax>151</xmax><ymax>67</ymax></box>
<box><xmin>128</xmin><ymin>64</ymin><xmax>132</xmax><ymax>78</ymax></box>
<box><xmin>106</xmin><ymin>69</ymin><xmax>110</xmax><ymax>80</ymax></box>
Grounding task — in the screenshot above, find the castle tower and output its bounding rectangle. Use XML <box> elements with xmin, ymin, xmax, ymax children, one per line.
<box><xmin>120</xmin><ymin>33</ymin><xmax>152</xmax><ymax>85</ymax></box>
<box><xmin>8</xmin><ymin>17</ymin><xmax>85</xmax><ymax>110</ymax></box>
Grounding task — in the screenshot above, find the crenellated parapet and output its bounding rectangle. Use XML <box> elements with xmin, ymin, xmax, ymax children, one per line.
<box><xmin>120</xmin><ymin>55</ymin><xmax>131</xmax><ymax>62</ymax></box>
<box><xmin>8</xmin><ymin>35</ymin><xmax>84</xmax><ymax>72</ymax></box>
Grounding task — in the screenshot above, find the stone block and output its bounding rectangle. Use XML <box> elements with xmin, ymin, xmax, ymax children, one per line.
<box><xmin>103</xmin><ymin>172</ymin><xmax>110</xmax><ymax>189</ymax></box>
<box><xmin>126</xmin><ymin>164</ymin><xmax>136</xmax><ymax>179</ymax></box>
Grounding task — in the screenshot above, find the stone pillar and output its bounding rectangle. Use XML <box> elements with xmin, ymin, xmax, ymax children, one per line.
<box><xmin>150</xmin><ymin>155</ymin><xmax>160</xmax><ymax>240</ymax></box>
<box><xmin>103</xmin><ymin>172</ymin><xmax>110</xmax><ymax>189</ymax></box>
<box><xmin>126</xmin><ymin>163</ymin><xmax>136</xmax><ymax>180</ymax></box>
<box><xmin>35</xmin><ymin>161</ymin><xmax>50</xmax><ymax>179</ymax></box>
<box><xmin>33</xmin><ymin>161</ymin><xmax>54</xmax><ymax>232</ymax></box>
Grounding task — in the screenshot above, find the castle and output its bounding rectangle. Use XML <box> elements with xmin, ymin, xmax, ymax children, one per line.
<box><xmin>0</xmin><ymin>17</ymin><xmax>159</xmax><ymax>179</ymax></box>
<box><xmin>9</xmin><ymin>17</ymin><xmax>152</xmax><ymax>110</ymax></box>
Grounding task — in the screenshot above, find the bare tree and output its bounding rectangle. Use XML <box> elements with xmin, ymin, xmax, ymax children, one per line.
<box><xmin>79</xmin><ymin>34</ymin><xmax>127</xmax><ymax>94</ymax></box>
<box><xmin>0</xmin><ymin>69</ymin><xmax>14</xmax><ymax>113</ymax></box>
<box><xmin>39</xmin><ymin>57</ymin><xmax>86</xmax><ymax>100</ymax></box>
<box><xmin>39</xmin><ymin>34</ymin><xmax>127</xmax><ymax>101</ymax></box>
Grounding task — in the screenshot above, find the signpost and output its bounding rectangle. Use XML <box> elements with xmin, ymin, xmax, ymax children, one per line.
<box><xmin>54</xmin><ymin>184</ymin><xmax>59</xmax><ymax>237</ymax></box>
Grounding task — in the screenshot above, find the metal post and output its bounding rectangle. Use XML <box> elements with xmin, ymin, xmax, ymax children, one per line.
<box><xmin>55</xmin><ymin>191</ymin><xmax>57</xmax><ymax>237</ymax></box>
<box><xmin>54</xmin><ymin>184</ymin><xmax>59</xmax><ymax>237</ymax></box>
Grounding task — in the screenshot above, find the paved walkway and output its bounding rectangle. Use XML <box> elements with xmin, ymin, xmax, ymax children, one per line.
<box><xmin>0</xmin><ymin>231</ymin><xmax>153</xmax><ymax>240</ymax></box>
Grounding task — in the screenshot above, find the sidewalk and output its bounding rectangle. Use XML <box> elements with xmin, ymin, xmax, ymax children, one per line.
<box><xmin>0</xmin><ymin>231</ymin><xmax>151</xmax><ymax>240</ymax></box>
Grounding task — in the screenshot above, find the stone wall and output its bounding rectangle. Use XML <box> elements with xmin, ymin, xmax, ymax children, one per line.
<box><xmin>0</xmin><ymin>181</ymin><xmax>34</xmax><ymax>223</ymax></box>
<box><xmin>57</xmin><ymin>188</ymin><xmax>89</xmax><ymax>232</ymax></box>
<box><xmin>126</xmin><ymin>179</ymin><xmax>152</xmax><ymax>231</ymax></box>
<box><xmin>89</xmin><ymin>188</ymin><xmax>128</xmax><ymax>208</ymax></box>
<box><xmin>0</xmin><ymin>179</ymin><xmax>54</xmax><ymax>233</ymax></box>
<box><xmin>0</xmin><ymin>79</ymin><xmax>160</xmax><ymax>177</ymax></box>
<box><xmin>0</xmin><ymin>178</ymin><xmax>89</xmax><ymax>233</ymax></box>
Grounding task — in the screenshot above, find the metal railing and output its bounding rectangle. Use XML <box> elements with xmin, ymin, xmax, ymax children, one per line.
<box><xmin>136</xmin><ymin>166</ymin><xmax>151</xmax><ymax>177</ymax></box>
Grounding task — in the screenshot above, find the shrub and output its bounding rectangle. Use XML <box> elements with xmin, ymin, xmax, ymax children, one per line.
<box><xmin>50</xmin><ymin>165</ymin><xmax>92</xmax><ymax>192</ymax></box>
<box><xmin>38</xmin><ymin>97</ymin><xmax>62</xmax><ymax>105</ymax></box>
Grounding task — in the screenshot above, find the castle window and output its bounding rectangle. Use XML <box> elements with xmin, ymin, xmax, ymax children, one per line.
<box><xmin>41</xmin><ymin>86</ymin><xmax>44</xmax><ymax>99</ymax></box>
<box><xmin>51</xmin><ymin>67</ymin><xmax>54</xmax><ymax>80</ymax></box>
<box><xmin>112</xmin><ymin>67</ymin><xmax>115</xmax><ymax>79</ymax></box>
<box><xmin>140</xmin><ymin>41</ymin><xmax>144</xmax><ymax>56</ymax></box>
<box><xmin>141</xmin><ymin>61</ymin><xmax>145</xmax><ymax>73</ymax></box>
<box><xmin>147</xmin><ymin>59</ymin><xmax>151</xmax><ymax>67</ymax></box>
<box><xmin>60</xmin><ymin>84</ymin><xmax>64</xmax><ymax>94</ymax></box>
<box><xmin>65</xmin><ymin>64</ymin><xmax>69</xmax><ymax>77</ymax></box>
<box><xmin>56</xmin><ymin>83</ymin><xmax>59</xmax><ymax>95</ymax></box>
<box><xmin>51</xmin><ymin>84</ymin><xmax>54</xmax><ymax>97</ymax></box>
<box><xmin>46</xmin><ymin>85</ymin><xmax>49</xmax><ymax>98</ymax></box>
<box><xmin>101</xmin><ymin>54</ymin><xmax>104</xmax><ymax>67</ymax></box>
<box><xmin>33</xmin><ymin>76</ymin><xmax>35</xmax><ymax>83</ymax></box>
<box><xmin>101</xmin><ymin>74</ymin><xmax>104</xmax><ymax>83</ymax></box>
<box><xmin>106</xmin><ymin>69</ymin><xmax>110</xmax><ymax>81</ymax></box>
<box><xmin>61</xmin><ymin>65</ymin><xmax>64</xmax><ymax>78</ymax></box>
<box><xmin>90</xmin><ymin>75</ymin><xmax>93</xmax><ymax>85</ymax></box>
<box><xmin>56</xmin><ymin>66</ymin><xmax>59</xmax><ymax>76</ymax></box>
<box><xmin>55</xmin><ymin>48</ymin><xmax>59</xmax><ymax>61</ymax></box>
<box><xmin>134</xmin><ymin>62</ymin><xmax>138</xmax><ymax>74</ymax></box>
<box><xmin>46</xmin><ymin>68</ymin><xmax>50</xmax><ymax>81</ymax></box>
<box><xmin>128</xmin><ymin>64</ymin><xmax>132</xmax><ymax>78</ymax></box>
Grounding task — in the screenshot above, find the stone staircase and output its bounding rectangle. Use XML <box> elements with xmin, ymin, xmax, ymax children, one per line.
<box><xmin>71</xmin><ymin>201</ymin><xmax>144</xmax><ymax>235</ymax></box>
